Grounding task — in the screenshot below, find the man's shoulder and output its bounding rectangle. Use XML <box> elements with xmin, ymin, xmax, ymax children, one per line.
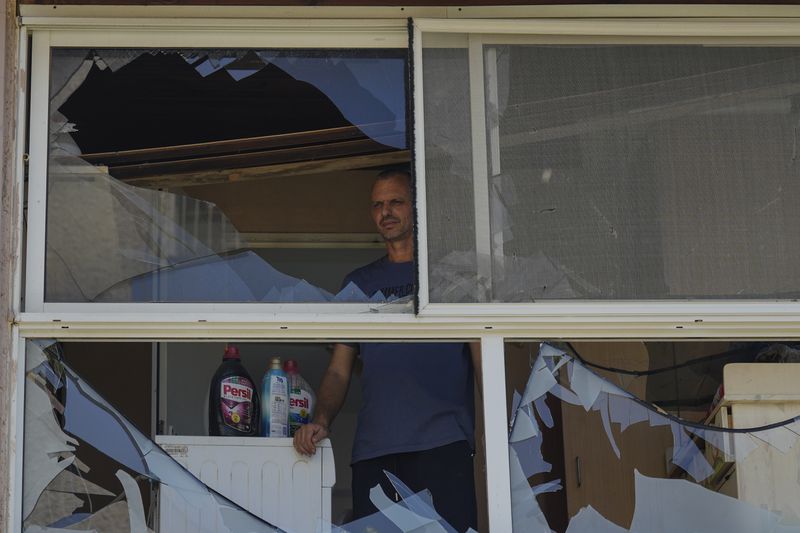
<box><xmin>343</xmin><ymin>256</ymin><xmax>389</xmax><ymax>285</ymax></box>
<box><xmin>341</xmin><ymin>256</ymin><xmax>415</xmax><ymax>299</ymax></box>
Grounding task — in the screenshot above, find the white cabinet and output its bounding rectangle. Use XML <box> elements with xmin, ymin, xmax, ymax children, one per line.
<box><xmin>719</xmin><ymin>364</ymin><xmax>800</xmax><ymax>516</ymax></box>
<box><xmin>155</xmin><ymin>436</ymin><xmax>335</xmax><ymax>533</ymax></box>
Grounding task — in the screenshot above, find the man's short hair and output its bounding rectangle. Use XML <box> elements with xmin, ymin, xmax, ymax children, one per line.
<box><xmin>375</xmin><ymin>167</ymin><xmax>411</xmax><ymax>186</ymax></box>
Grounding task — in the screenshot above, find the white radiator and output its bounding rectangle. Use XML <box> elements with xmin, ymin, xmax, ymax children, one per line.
<box><xmin>155</xmin><ymin>436</ymin><xmax>335</xmax><ymax>533</ymax></box>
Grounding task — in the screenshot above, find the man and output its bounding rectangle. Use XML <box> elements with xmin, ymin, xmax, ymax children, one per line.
<box><xmin>293</xmin><ymin>169</ymin><xmax>479</xmax><ymax>531</ymax></box>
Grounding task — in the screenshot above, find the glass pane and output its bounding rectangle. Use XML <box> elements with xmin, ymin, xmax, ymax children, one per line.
<box><xmin>422</xmin><ymin>38</ymin><xmax>481</xmax><ymax>304</ymax></box>
<box><xmin>424</xmin><ymin>41</ymin><xmax>800</xmax><ymax>301</ymax></box>
<box><xmin>23</xmin><ymin>340</ymin><xmax>281</xmax><ymax>532</ymax></box>
<box><xmin>505</xmin><ymin>341</ymin><xmax>800</xmax><ymax>532</ymax></box>
<box><xmin>45</xmin><ymin>48</ymin><xmax>410</xmax><ymax>305</ymax></box>
<box><xmin>23</xmin><ymin>339</ymin><xmax>485</xmax><ymax>532</ymax></box>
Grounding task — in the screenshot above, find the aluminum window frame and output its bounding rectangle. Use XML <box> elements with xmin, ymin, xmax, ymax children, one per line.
<box><xmin>24</xmin><ymin>22</ymin><xmax>411</xmax><ymax>316</ymax></box>
<box><xmin>15</xmin><ymin>21</ymin><xmax>516</xmax><ymax>533</ymax></box>
<box><xmin>8</xmin><ymin>331</ymin><xmax>512</xmax><ymax>533</ymax></box>
<box><xmin>413</xmin><ymin>17</ymin><xmax>800</xmax><ymax>335</ymax></box>
<box><xmin>14</xmin><ymin>13</ymin><xmax>800</xmax><ymax>533</ymax></box>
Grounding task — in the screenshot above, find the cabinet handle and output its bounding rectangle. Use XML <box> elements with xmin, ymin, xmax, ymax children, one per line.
<box><xmin>575</xmin><ymin>456</ymin><xmax>582</xmax><ymax>488</ymax></box>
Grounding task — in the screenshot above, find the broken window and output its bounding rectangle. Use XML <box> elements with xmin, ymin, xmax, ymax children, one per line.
<box><xmin>506</xmin><ymin>342</ymin><xmax>800</xmax><ymax>532</ymax></box>
<box><xmin>422</xmin><ymin>40</ymin><xmax>800</xmax><ymax>302</ymax></box>
<box><xmin>44</xmin><ymin>48</ymin><xmax>409</xmax><ymax>305</ymax></box>
<box><xmin>23</xmin><ymin>339</ymin><xmax>484</xmax><ymax>532</ymax></box>
<box><xmin>23</xmin><ymin>339</ymin><xmax>283</xmax><ymax>532</ymax></box>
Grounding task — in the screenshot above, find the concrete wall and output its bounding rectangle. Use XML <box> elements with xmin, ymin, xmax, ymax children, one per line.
<box><xmin>0</xmin><ymin>0</ymin><xmax>18</xmax><ymax>530</ymax></box>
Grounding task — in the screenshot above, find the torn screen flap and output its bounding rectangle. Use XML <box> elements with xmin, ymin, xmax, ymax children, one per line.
<box><xmin>369</xmin><ymin>484</ymin><xmax>448</xmax><ymax>533</ymax></box>
<box><xmin>669</xmin><ymin>423</ymin><xmax>714</xmax><ymax>482</ymax></box>
<box><xmin>512</xmin><ymin>423</ymin><xmax>552</xmax><ymax>478</ymax></box>
<box><xmin>383</xmin><ymin>471</ymin><xmax>445</xmax><ymax>523</ymax></box>
<box><xmin>24</xmin><ymin>490</ymin><xmax>83</xmax><ymax>529</ymax></box>
<box><xmin>565</xmin><ymin>506</ymin><xmax>627</xmax><ymax>533</ymax></box>
<box><xmin>598</xmin><ymin>395</ymin><xmax>621</xmax><ymax>459</ymax></box>
<box><xmin>628</xmin><ymin>470</ymin><xmax>796</xmax><ymax>533</ymax></box>
<box><xmin>534</xmin><ymin>396</ymin><xmax>554</xmax><ymax>429</ymax></box>
<box><xmin>510</xmin><ymin>404</ymin><xmax>540</xmax><ymax>442</ymax></box>
<box><xmin>116</xmin><ymin>470</ymin><xmax>148</xmax><ymax>533</ymax></box>
<box><xmin>521</xmin><ymin>354</ymin><xmax>558</xmax><ymax>406</ymax></box>
<box><xmin>509</xmin><ymin>445</ymin><xmax>554</xmax><ymax>533</ymax></box>
<box><xmin>23</xmin><ymin>380</ymin><xmax>77</xmax><ymax>520</ymax></box>
<box><xmin>569</xmin><ymin>362</ymin><xmax>603</xmax><ymax>411</ymax></box>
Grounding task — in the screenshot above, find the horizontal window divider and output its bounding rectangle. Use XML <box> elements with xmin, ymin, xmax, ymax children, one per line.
<box><xmin>420</xmin><ymin>301</ymin><xmax>800</xmax><ymax>317</ymax></box>
<box><xmin>20</xmin><ymin>5</ymin><xmax>800</xmax><ymax>22</ymax></box>
<box><xmin>17</xmin><ymin>306</ymin><xmax>800</xmax><ymax>340</ymax></box>
<box><xmin>414</xmin><ymin>17</ymin><xmax>800</xmax><ymax>40</ymax></box>
<box><xmin>27</xmin><ymin>20</ymin><xmax>409</xmax><ymax>51</ymax></box>
<box><xmin>445</xmin><ymin>5</ymin><xmax>800</xmax><ymax>19</ymax></box>
<box><xmin>42</xmin><ymin>28</ymin><xmax>407</xmax><ymax>49</ymax></box>
<box><xmin>26</xmin><ymin>17</ymin><xmax>410</xmax><ymax>31</ymax></box>
<box><xmin>19</xmin><ymin>6</ymin><xmax>447</xmax><ymax>21</ymax></box>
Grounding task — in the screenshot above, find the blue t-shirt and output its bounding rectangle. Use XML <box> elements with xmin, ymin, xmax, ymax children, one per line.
<box><xmin>342</xmin><ymin>256</ymin><xmax>475</xmax><ymax>463</ymax></box>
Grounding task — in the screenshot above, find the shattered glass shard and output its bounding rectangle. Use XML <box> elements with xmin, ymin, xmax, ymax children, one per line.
<box><xmin>24</xmin><ymin>340</ymin><xmax>281</xmax><ymax>533</ymax></box>
<box><xmin>511</xmin><ymin>344</ymin><xmax>800</xmax><ymax>533</ymax></box>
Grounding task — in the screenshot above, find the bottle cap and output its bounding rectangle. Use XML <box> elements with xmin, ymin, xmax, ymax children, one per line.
<box><xmin>270</xmin><ymin>356</ymin><xmax>282</xmax><ymax>369</ymax></box>
<box><xmin>283</xmin><ymin>359</ymin><xmax>298</xmax><ymax>373</ymax></box>
<box><xmin>223</xmin><ymin>344</ymin><xmax>240</xmax><ymax>360</ymax></box>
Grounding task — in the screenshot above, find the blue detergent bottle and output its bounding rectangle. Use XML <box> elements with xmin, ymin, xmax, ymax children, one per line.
<box><xmin>261</xmin><ymin>357</ymin><xmax>289</xmax><ymax>437</ymax></box>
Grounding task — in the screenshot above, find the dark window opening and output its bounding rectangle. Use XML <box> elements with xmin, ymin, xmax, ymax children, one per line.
<box><xmin>45</xmin><ymin>48</ymin><xmax>410</xmax><ymax>305</ymax></box>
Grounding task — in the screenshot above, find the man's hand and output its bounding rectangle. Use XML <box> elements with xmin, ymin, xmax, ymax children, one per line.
<box><xmin>292</xmin><ymin>343</ymin><xmax>355</xmax><ymax>456</ymax></box>
<box><xmin>293</xmin><ymin>422</ymin><xmax>330</xmax><ymax>456</ymax></box>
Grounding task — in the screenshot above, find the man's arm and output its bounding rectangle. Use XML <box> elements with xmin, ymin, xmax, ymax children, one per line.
<box><xmin>293</xmin><ymin>343</ymin><xmax>357</xmax><ymax>456</ymax></box>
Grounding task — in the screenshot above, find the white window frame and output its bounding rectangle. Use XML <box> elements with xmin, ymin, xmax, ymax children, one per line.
<box><xmin>14</xmin><ymin>18</ymin><xmax>517</xmax><ymax>533</ymax></box>
<box><xmin>23</xmin><ymin>20</ymin><xmax>411</xmax><ymax>317</ymax></box>
<box><xmin>413</xmin><ymin>17</ymin><xmax>800</xmax><ymax>338</ymax></box>
<box><xmin>13</xmin><ymin>12</ymin><xmax>800</xmax><ymax>533</ymax></box>
<box><xmin>19</xmin><ymin>15</ymin><xmax>800</xmax><ymax>337</ymax></box>
<box><xmin>9</xmin><ymin>332</ymin><xmax>512</xmax><ymax>532</ymax></box>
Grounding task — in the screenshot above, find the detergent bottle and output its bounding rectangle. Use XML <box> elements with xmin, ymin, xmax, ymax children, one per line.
<box><xmin>208</xmin><ymin>345</ymin><xmax>259</xmax><ymax>436</ymax></box>
<box><xmin>261</xmin><ymin>357</ymin><xmax>289</xmax><ymax>437</ymax></box>
<box><xmin>283</xmin><ymin>359</ymin><xmax>316</xmax><ymax>437</ymax></box>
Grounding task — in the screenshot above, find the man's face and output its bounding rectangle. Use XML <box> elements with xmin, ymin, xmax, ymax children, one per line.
<box><xmin>370</xmin><ymin>175</ymin><xmax>413</xmax><ymax>243</ymax></box>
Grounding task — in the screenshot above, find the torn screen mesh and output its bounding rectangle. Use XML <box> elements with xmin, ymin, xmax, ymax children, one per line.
<box><xmin>424</xmin><ymin>43</ymin><xmax>800</xmax><ymax>302</ymax></box>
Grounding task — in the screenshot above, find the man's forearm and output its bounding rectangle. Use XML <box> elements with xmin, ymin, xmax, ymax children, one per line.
<box><xmin>312</xmin><ymin>370</ymin><xmax>350</xmax><ymax>429</ymax></box>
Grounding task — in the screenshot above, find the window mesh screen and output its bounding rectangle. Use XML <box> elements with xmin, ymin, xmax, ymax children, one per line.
<box><xmin>424</xmin><ymin>43</ymin><xmax>800</xmax><ymax>302</ymax></box>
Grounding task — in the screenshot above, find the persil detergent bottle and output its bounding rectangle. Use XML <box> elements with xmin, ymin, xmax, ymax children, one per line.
<box><xmin>283</xmin><ymin>359</ymin><xmax>316</xmax><ymax>437</ymax></box>
<box><xmin>261</xmin><ymin>357</ymin><xmax>289</xmax><ymax>437</ymax></box>
<box><xmin>208</xmin><ymin>345</ymin><xmax>259</xmax><ymax>436</ymax></box>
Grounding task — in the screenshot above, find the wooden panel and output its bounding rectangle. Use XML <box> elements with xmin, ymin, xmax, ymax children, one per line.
<box><xmin>182</xmin><ymin>169</ymin><xmax>379</xmax><ymax>233</ymax></box>
<box><xmin>83</xmin><ymin>125</ymin><xmax>373</xmax><ymax>166</ymax></box>
<box><xmin>560</xmin><ymin>342</ymin><xmax>671</xmax><ymax>529</ymax></box>
<box><xmin>561</xmin><ymin>402</ymin><xmax>672</xmax><ymax>529</ymax></box>
<box><xmin>111</xmin><ymin>139</ymin><xmax>392</xmax><ymax>180</ymax></box>
<box><xmin>571</xmin><ymin>341</ymin><xmax>650</xmax><ymax>398</ymax></box>
<box><xmin>124</xmin><ymin>150</ymin><xmax>409</xmax><ymax>189</ymax></box>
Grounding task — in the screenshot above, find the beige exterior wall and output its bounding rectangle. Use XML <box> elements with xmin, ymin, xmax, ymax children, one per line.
<box><xmin>0</xmin><ymin>0</ymin><xmax>18</xmax><ymax>530</ymax></box>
